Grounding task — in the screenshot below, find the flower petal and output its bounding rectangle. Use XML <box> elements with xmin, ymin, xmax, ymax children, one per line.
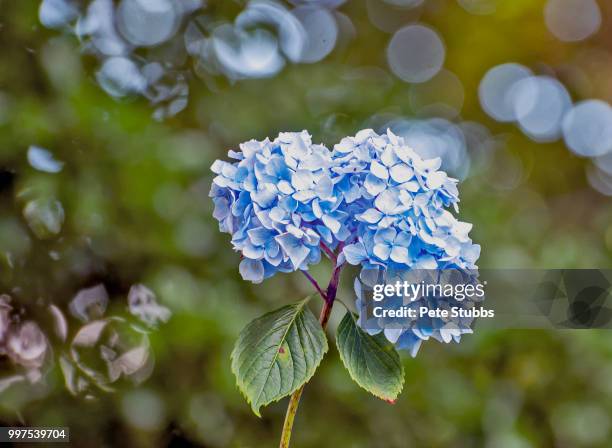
<box><xmin>380</xmin><ymin>146</ymin><xmax>399</xmax><ymax>167</ymax></box>
<box><xmin>278</xmin><ymin>180</ymin><xmax>294</xmax><ymax>194</ymax></box>
<box><xmin>374</xmin><ymin>189</ymin><xmax>401</xmax><ymax>215</ymax></box>
<box><xmin>384</xmin><ymin>328</ymin><xmax>403</xmax><ymax>344</ymax></box>
<box><xmin>291</xmin><ymin>170</ymin><xmax>315</xmax><ymax>190</ymax></box>
<box><xmin>374</xmin><ymin>227</ymin><xmax>397</xmax><ymax>244</ymax></box>
<box><xmin>314</xmin><ymin>175</ymin><xmax>334</xmax><ymax>200</ymax></box>
<box><xmin>373</xmin><ymin>243</ymin><xmax>391</xmax><ymax>261</ymax></box>
<box><xmin>356</xmin><ymin>208</ymin><xmax>382</xmax><ymax>224</ymax></box>
<box><xmin>275</xmin><ymin>233</ymin><xmax>310</xmax><ymax>269</ymax></box>
<box><xmin>390</xmin><ymin>164</ymin><xmax>414</xmax><ymax>183</ymax></box>
<box><xmin>390</xmin><ymin>245</ymin><xmax>409</xmax><ymax>264</ymax></box>
<box><xmin>239</xmin><ymin>259</ymin><xmax>265</xmax><ymax>283</ymax></box>
<box><xmin>343</xmin><ymin>243</ymin><xmax>367</xmax><ymax>265</ymax></box>
<box><xmin>364</xmin><ymin>174</ymin><xmax>387</xmax><ymax>196</ymax></box>
<box><xmin>370</xmin><ymin>160</ymin><xmax>389</xmax><ymax>180</ymax></box>
<box><xmin>247</xmin><ymin>227</ymin><xmax>274</xmax><ymax>246</ymax></box>
<box><xmin>322</xmin><ymin>214</ymin><xmax>341</xmax><ymax>234</ymax></box>
<box><xmin>426</xmin><ymin>171</ymin><xmax>447</xmax><ymax>189</ymax></box>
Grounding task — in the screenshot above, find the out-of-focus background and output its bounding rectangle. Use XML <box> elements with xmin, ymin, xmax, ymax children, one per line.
<box><xmin>1</xmin><ymin>0</ymin><xmax>612</xmax><ymax>446</ymax></box>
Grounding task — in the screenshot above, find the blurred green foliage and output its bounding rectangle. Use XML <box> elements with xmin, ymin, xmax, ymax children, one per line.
<box><xmin>1</xmin><ymin>0</ymin><xmax>612</xmax><ymax>447</ymax></box>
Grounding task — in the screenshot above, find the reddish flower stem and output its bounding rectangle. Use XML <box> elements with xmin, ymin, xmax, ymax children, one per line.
<box><xmin>300</xmin><ymin>270</ymin><xmax>328</xmax><ymax>302</ymax></box>
<box><xmin>319</xmin><ymin>241</ymin><xmax>336</xmax><ymax>261</ymax></box>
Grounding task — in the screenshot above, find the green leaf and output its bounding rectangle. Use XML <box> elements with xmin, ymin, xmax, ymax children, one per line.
<box><xmin>336</xmin><ymin>312</ymin><xmax>404</xmax><ymax>402</ymax></box>
<box><xmin>231</xmin><ymin>297</ymin><xmax>328</xmax><ymax>416</ymax></box>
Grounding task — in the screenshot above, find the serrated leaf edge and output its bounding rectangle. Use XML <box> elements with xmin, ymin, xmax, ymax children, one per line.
<box><xmin>230</xmin><ymin>297</ymin><xmax>328</xmax><ymax>416</ymax></box>
<box><xmin>336</xmin><ymin>312</ymin><xmax>404</xmax><ymax>401</ymax></box>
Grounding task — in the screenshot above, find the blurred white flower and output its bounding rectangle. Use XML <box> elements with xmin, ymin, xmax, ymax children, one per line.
<box><xmin>7</xmin><ymin>321</ymin><xmax>49</xmax><ymax>370</ymax></box>
<box><xmin>128</xmin><ymin>284</ymin><xmax>171</xmax><ymax>328</ymax></box>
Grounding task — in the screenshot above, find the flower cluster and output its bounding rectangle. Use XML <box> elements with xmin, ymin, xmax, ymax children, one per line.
<box><xmin>210</xmin><ymin>131</ymin><xmax>345</xmax><ymax>283</ymax></box>
<box><xmin>331</xmin><ymin>129</ymin><xmax>479</xmax><ymax>271</ymax></box>
<box><xmin>329</xmin><ymin>129</ymin><xmax>481</xmax><ymax>356</ymax></box>
<box><xmin>210</xmin><ymin>129</ymin><xmax>480</xmax><ymax>354</ymax></box>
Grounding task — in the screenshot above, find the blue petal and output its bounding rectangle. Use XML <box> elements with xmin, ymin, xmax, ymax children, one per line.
<box><xmin>221</xmin><ymin>163</ymin><xmax>238</xmax><ymax>178</ymax></box>
<box><xmin>426</xmin><ymin>171</ymin><xmax>447</xmax><ymax>189</ymax></box>
<box><xmin>228</xmin><ymin>150</ymin><xmax>243</xmax><ymax>160</ymax></box>
<box><xmin>334</xmin><ymin>137</ymin><xmax>355</xmax><ymax>153</ymax></box>
<box><xmin>396</xmin><ymin>331</ymin><xmax>423</xmax><ymax>358</ymax></box>
<box><xmin>265</xmin><ymin>245</ymin><xmax>283</xmax><ymax>266</ymax></box>
<box><xmin>291</xmin><ymin>170</ymin><xmax>314</xmax><ymax>190</ymax></box>
<box><xmin>242</xmin><ymin>242</ymin><xmax>265</xmax><ymax>259</ymax></box>
<box><xmin>251</xmin><ymin>186</ymin><xmax>277</xmax><ymax>208</ymax></box>
<box><xmin>413</xmin><ymin>157</ymin><xmax>442</xmax><ymax>174</ymax></box>
<box><xmin>398</xmin><ymin>190</ymin><xmax>413</xmax><ymax>207</ymax></box>
<box><xmin>394</xmin><ymin>145</ymin><xmax>419</xmax><ymax>164</ymax></box>
<box><xmin>231</xmin><ymin>191</ymin><xmax>251</xmax><ymax>217</ymax></box>
<box><xmin>239</xmin><ymin>258</ymin><xmax>265</xmax><ymax>283</ymax></box>
<box><xmin>278</xmin><ymin>180</ymin><xmax>294</xmax><ymax>194</ymax></box>
<box><xmin>265</xmin><ymin>239</ymin><xmax>280</xmax><ymax>258</ymax></box>
<box><xmin>279</xmin><ymin>196</ymin><xmax>298</xmax><ymax>213</ymax></box>
<box><xmin>275</xmin><ymin>233</ymin><xmax>310</xmax><ymax>269</ymax></box>
<box><xmin>314</xmin><ymin>175</ymin><xmax>334</xmax><ymax>200</ymax></box>
<box><xmin>414</xmin><ymin>254</ymin><xmax>438</xmax><ymax>269</ymax></box>
<box><xmin>390</xmin><ymin>245</ymin><xmax>409</xmax><ymax>264</ymax></box>
<box><xmin>374</xmin><ymin>227</ymin><xmax>397</xmax><ymax>244</ymax></box>
<box><xmin>239</xmin><ymin>139</ymin><xmax>263</xmax><ymax>158</ymax></box>
<box><xmin>389</xmin><ymin>164</ymin><xmax>414</xmax><ymax>183</ymax></box>
<box><xmin>364</xmin><ymin>174</ymin><xmax>387</xmax><ymax>196</ymax></box>
<box><xmin>370</xmin><ymin>160</ymin><xmax>389</xmax><ymax>180</ymax></box>
<box><xmin>316</xmin><ymin>225</ymin><xmax>333</xmax><ymax>243</ymax></box>
<box><xmin>384</xmin><ymin>328</ymin><xmax>403</xmax><ymax>344</ymax></box>
<box><xmin>286</xmin><ymin>224</ymin><xmax>305</xmax><ymax>238</ymax></box>
<box><xmin>247</xmin><ymin>227</ymin><xmax>275</xmax><ymax>246</ymax></box>
<box><xmin>374</xmin><ymin>189</ymin><xmax>401</xmax><ymax>215</ymax></box>
<box><xmin>212</xmin><ymin>197</ymin><xmax>230</xmax><ymax>221</ymax></box>
<box><xmin>373</xmin><ymin>243</ymin><xmax>391</xmax><ymax>261</ymax></box>
<box><xmin>293</xmin><ymin>190</ymin><xmax>318</xmax><ymax>202</ymax></box>
<box><xmin>269</xmin><ymin>207</ymin><xmax>288</xmax><ymax>223</ymax></box>
<box><xmin>357</xmin><ymin>208</ymin><xmax>382</xmax><ymax>224</ymax></box>
<box><xmin>355</xmin><ymin>128</ymin><xmax>374</xmax><ymax>143</ymax></box>
<box><xmin>344</xmin><ymin>183</ymin><xmax>362</xmax><ymax>203</ymax></box>
<box><xmin>322</xmin><ymin>214</ymin><xmax>341</xmax><ymax>234</ymax></box>
<box><xmin>378</xmin><ymin>216</ymin><xmax>397</xmax><ymax>228</ymax></box>
<box><xmin>444</xmin><ymin>238</ymin><xmax>461</xmax><ymax>257</ymax></box>
<box><xmin>284</xmin><ymin>133</ymin><xmax>311</xmax><ymax>160</ymax></box>
<box><xmin>400</xmin><ymin>180</ymin><xmax>420</xmax><ymax>192</ymax></box>
<box><xmin>343</xmin><ymin>243</ymin><xmax>367</xmax><ymax>265</ymax></box>
<box><xmin>312</xmin><ymin>199</ymin><xmax>323</xmax><ymax>218</ymax></box>
<box><xmin>254</xmin><ymin>207</ymin><xmax>274</xmax><ymax>229</ymax></box>
<box><xmin>335</xmin><ymin>225</ymin><xmax>351</xmax><ymax>241</ymax></box>
<box><xmin>210</xmin><ymin>159</ymin><xmax>226</xmax><ymax>174</ymax></box>
<box><xmin>303</xmin><ymin>228</ymin><xmax>321</xmax><ymax>246</ymax></box>
<box><xmin>462</xmin><ymin>243</ymin><xmax>481</xmax><ymax>264</ymax></box>
<box><xmin>394</xmin><ymin>231</ymin><xmax>412</xmax><ymax>247</ymax></box>
<box><xmin>451</xmin><ymin>221</ymin><xmax>472</xmax><ymax>242</ymax></box>
<box><xmin>380</xmin><ymin>146</ymin><xmax>399</xmax><ymax>167</ymax></box>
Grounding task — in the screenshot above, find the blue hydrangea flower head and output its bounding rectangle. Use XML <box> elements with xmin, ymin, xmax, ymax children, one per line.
<box><xmin>330</xmin><ymin>129</ymin><xmax>481</xmax><ymax>356</ymax></box>
<box><xmin>210</xmin><ymin>131</ymin><xmax>347</xmax><ymax>283</ymax></box>
<box><xmin>333</xmin><ymin>129</ymin><xmax>480</xmax><ymax>271</ymax></box>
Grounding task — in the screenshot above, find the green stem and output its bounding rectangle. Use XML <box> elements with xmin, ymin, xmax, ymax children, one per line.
<box><xmin>279</xmin><ymin>385</ymin><xmax>305</xmax><ymax>448</ymax></box>
<box><xmin>279</xmin><ymin>260</ymin><xmax>342</xmax><ymax>448</ymax></box>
